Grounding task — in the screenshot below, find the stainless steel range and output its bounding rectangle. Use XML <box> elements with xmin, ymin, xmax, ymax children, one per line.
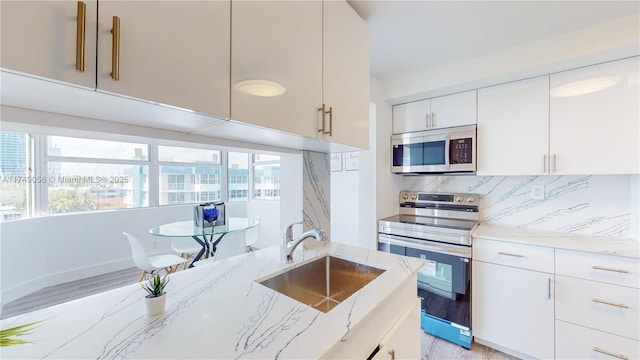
<box><xmin>378</xmin><ymin>191</ymin><xmax>479</xmax><ymax>349</ymax></box>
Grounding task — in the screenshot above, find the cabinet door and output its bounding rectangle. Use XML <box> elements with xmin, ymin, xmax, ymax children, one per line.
<box><xmin>323</xmin><ymin>0</ymin><xmax>370</xmax><ymax>150</ymax></box>
<box><xmin>550</xmin><ymin>56</ymin><xmax>639</xmax><ymax>174</ymax></box>
<box><xmin>231</xmin><ymin>1</ymin><xmax>322</xmax><ymax>139</ymax></box>
<box><xmin>477</xmin><ymin>76</ymin><xmax>550</xmax><ymax>175</ymax></box>
<box><xmin>392</xmin><ymin>99</ymin><xmax>430</xmax><ymax>134</ymax></box>
<box><xmin>380</xmin><ymin>299</ymin><xmax>421</xmax><ymax>360</ymax></box>
<box><xmin>430</xmin><ymin>90</ymin><xmax>477</xmax><ymax>129</ymax></box>
<box><xmin>472</xmin><ymin>261</ymin><xmax>554</xmax><ymax>359</ymax></box>
<box><xmin>97</xmin><ymin>1</ymin><xmax>230</xmax><ymax>117</ymax></box>
<box><xmin>1</xmin><ymin>0</ymin><xmax>97</xmax><ymax>88</ymax></box>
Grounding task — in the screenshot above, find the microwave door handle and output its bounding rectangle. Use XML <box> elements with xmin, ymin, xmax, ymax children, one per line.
<box><xmin>444</xmin><ymin>135</ymin><xmax>451</xmax><ymax>170</ymax></box>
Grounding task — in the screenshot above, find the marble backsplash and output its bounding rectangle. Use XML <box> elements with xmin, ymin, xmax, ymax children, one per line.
<box><xmin>403</xmin><ymin>175</ymin><xmax>633</xmax><ymax>239</ymax></box>
<box><xmin>302</xmin><ymin>151</ymin><xmax>331</xmax><ymax>238</ymax></box>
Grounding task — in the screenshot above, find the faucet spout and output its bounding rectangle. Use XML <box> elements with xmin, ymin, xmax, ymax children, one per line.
<box><xmin>282</xmin><ymin>226</ymin><xmax>328</xmax><ymax>264</ymax></box>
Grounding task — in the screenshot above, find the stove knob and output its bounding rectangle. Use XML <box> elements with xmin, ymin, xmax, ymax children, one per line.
<box><xmin>402</xmin><ymin>194</ymin><xmax>409</xmax><ymax>200</ymax></box>
<box><xmin>466</xmin><ymin>196</ymin><xmax>475</xmax><ymax>203</ymax></box>
<box><xmin>410</xmin><ymin>194</ymin><xmax>418</xmax><ymax>200</ymax></box>
<box><xmin>456</xmin><ymin>196</ymin><xmax>463</xmax><ymax>203</ymax></box>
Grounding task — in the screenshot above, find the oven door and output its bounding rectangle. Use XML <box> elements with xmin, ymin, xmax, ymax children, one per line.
<box><xmin>378</xmin><ymin>234</ymin><xmax>470</xmax><ymax>300</ymax></box>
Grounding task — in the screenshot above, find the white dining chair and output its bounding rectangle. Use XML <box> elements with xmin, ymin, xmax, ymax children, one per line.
<box><xmin>123</xmin><ymin>232</ymin><xmax>188</xmax><ymax>282</ymax></box>
<box><xmin>245</xmin><ymin>217</ymin><xmax>272</xmax><ymax>252</ymax></box>
<box><xmin>171</xmin><ymin>237</ymin><xmax>202</xmax><ymax>270</ymax></box>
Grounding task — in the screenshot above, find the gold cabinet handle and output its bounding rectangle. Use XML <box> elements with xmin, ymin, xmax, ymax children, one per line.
<box><xmin>388</xmin><ymin>349</ymin><xmax>395</xmax><ymax>360</ymax></box>
<box><xmin>497</xmin><ymin>252</ymin><xmax>524</xmax><ymax>258</ymax></box>
<box><xmin>593</xmin><ymin>347</ymin><xmax>629</xmax><ymax>360</ymax></box>
<box><xmin>75</xmin><ymin>1</ymin><xmax>86</xmax><ymax>72</ymax></box>
<box><xmin>318</xmin><ymin>104</ymin><xmax>326</xmax><ymax>133</ymax></box>
<box><xmin>592</xmin><ymin>266</ymin><xmax>629</xmax><ymax>274</ymax></box>
<box><xmin>592</xmin><ymin>298</ymin><xmax>629</xmax><ymax>309</ymax></box>
<box><xmin>111</xmin><ymin>16</ymin><xmax>120</xmax><ymax>80</ymax></box>
<box><xmin>543</xmin><ymin>154</ymin><xmax>548</xmax><ymax>173</ymax></box>
<box><xmin>325</xmin><ymin>106</ymin><xmax>333</xmax><ymax>136</ymax></box>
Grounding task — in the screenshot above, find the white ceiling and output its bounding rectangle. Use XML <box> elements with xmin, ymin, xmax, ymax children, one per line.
<box><xmin>347</xmin><ymin>1</ymin><xmax>640</xmax><ymax>100</ymax></box>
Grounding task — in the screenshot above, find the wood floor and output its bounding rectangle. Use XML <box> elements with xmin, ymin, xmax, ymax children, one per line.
<box><xmin>2</xmin><ymin>268</ymin><xmax>517</xmax><ymax>359</ymax></box>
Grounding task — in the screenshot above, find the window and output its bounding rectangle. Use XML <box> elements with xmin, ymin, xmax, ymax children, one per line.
<box><xmin>228</xmin><ymin>152</ymin><xmax>248</xmax><ymax>201</ymax></box>
<box><xmin>0</xmin><ymin>131</ymin><xmax>29</xmax><ymax>221</ymax></box>
<box><xmin>46</xmin><ymin>136</ymin><xmax>149</xmax><ymax>213</ymax></box>
<box><xmin>253</xmin><ymin>154</ymin><xmax>280</xmax><ymax>200</ymax></box>
<box><xmin>0</xmin><ymin>129</ymin><xmax>281</xmax><ymax>220</ymax></box>
<box><xmin>158</xmin><ymin>146</ymin><xmax>222</xmax><ymax>206</ymax></box>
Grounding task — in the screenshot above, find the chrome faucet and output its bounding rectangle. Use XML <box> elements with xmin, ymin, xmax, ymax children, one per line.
<box><xmin>282</xmin><ymin>222</ymin><xmax>328</xmax><ymax>263</ymax></box>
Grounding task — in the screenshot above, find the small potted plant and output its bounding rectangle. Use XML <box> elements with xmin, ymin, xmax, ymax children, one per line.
<box><xmin>141</xmin><ymin>273</ymin><xmax>170</xmax><ymax>316</ymax></box>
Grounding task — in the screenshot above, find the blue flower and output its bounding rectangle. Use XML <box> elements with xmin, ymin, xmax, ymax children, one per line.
<box><xmin>203</xmin><ymin>208</ymin><xmax>218</xmax><ymax>223</ymax></box>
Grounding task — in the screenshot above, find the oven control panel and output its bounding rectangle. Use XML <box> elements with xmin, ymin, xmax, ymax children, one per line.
<box><xmin>400</xmin><ymin>191</ymin><xmax>477</xmax><ymax>205</ymax></box>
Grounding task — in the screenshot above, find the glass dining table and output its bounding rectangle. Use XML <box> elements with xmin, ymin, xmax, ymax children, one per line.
<box><xmin>149</xmin><ymin>217</ymin><xmax>259</xmax><ymax>267</ymax></box>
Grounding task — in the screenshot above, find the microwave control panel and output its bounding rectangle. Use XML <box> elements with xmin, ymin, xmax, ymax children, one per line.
<box><xmin>450</xmin><ymin>138</ymin><xmax>473</xmax><ymax>164</ymax></box>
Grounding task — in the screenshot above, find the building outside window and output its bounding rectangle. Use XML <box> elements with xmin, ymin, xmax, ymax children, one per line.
<box><xmin>253</xmin><ymin>154</ymin><xmax>280</xmax><ymax>200</ymax></box>
<box><xmin>158</xmin><ymin>146</ymin><xmax>222</xmax><ymax>205</ymax></box>
<box><xmin>0</xmin><ymin>131</ymin><xmax>29</xmax><ymax>221</ymax></box>
<box><xmin>46</xmin><ymin>136</ymin><xmax>149</xmax><ymax>213</ymax></box>
<box><xmin>0</xmin><ymin>130</ymin><xmax>281</xmax><ymax>220</ymax></box>
<box><xmin>228</xmin><ymin>152</ymin><xmax>249</xmax><ymax>201</ymax></box>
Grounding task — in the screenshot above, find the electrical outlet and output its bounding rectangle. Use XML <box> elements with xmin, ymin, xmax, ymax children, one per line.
<box><xmin>531</xmin><ymin>185</ymin><xmax>545</xmax><ymax>200</ymax></box>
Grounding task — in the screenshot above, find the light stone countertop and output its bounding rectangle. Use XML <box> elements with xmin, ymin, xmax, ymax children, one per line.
<box><xmin>0</xmin><ymin>242</ymin><xmax>424</xmax><ymax>360</ymax></box>
<box><xmin>473</xmin><ymin>224</ymin><xmax>640</xmax><ymax>259</ymax></box>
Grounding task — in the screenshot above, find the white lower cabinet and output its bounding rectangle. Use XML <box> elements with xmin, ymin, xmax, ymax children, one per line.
<box><xmin>370</xmin><ymin>298</ymin><xmax>421</xmax><ymax>360</ymax></box>
<box><xmin>473</xmin><ymin>237</ymin><xmax>640</xmax><ymax>359</ymax></box>
<box><xmin>556</xmin><ymin>320</ymin><xmax>639</xmax><ymax>360</ymax></box>
<box><xmin>472</xmin><ymin>260</ymin><xmax>555</xmax><ymax>359</ymax></box>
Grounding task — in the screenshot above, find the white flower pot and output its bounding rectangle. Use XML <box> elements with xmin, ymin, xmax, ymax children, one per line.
<box><xmin>144</xmin><ymin>293</ymin><xmax>167</xmax><ymax>316</ymax></box>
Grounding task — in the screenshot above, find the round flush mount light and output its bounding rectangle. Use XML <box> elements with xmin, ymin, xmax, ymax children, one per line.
<box><xmin>550</xmin><ymin>76</ymin><xmax>620</xmax><ymax>97</ymax></box>
<box><xmin>233</xmin><ymin>79</ymin><xmax>286</xmax><ymax>97</ymax></box>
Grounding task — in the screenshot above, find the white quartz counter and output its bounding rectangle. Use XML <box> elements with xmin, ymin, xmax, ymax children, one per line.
<box><xmin>473</xmin><ymin>224</ymin><xmax>640</xmax><ymax>259</ymax></box>
<box><xmin>0</xmin><ymin>242</ymin><xmax>423</xmax><ymax>359</ymax></box>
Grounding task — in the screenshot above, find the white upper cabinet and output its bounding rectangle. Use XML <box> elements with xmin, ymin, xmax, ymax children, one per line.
<box><xmin>392</xmin><ymin>99</ymin><xmax>430</xmax><ymax>134</ymax></box>
<box><xmin>477</xmin><ymin>76</ymin><xmax>550</xmax><ymax>175</ymax></box>
<box><xmin>0</xmin><ymin>0</ymin><xmax>98</xmax><ymax>89</ymax></box>
<box><xmin>323</xmin><ymin>0</ymin><xmax>370</xmax><ymax>150</ymax></box>
<box><xmin>231</xmin><ymin>0</ymin><xmax>369</xmax><ymax>150</ymax></box>
<box><xmin>549</xmin><ymin>56</ymin><xmax>639</xmax><ymax>174</ymax></box>
<box><xmin>231</xmin><ymin>1</ymin><xmax>322</xmax><ymax>139</ymax></box>
<box><xmin>429</xmin><ymin>90</ymin><xmax>477</xmax><ymax>129</ymax></box>
<box><xmin>97</xmin><ymin>1</ymin><xmax>230</xmax><ymax>118</ymax></box>
<box><xmin>392</xmin><ymin>90</ymin><xmax>476</xmax><ymax>134</ymax></box>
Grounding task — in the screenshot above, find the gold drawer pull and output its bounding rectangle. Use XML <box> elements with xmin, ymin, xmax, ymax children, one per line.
<box><xmin>593</xmin><ymin>347</ymin><xmax>629</xmax><ymax>360</ymax></box>
<box><xmin>592</xmin><ymin>298</ymin><xmax>629</xmax><ymax>309</ymax></box>
<box><xmin>388</xmin><ymin>349</ymin><xmax>395</xmax><ymax>360</ymax></box>
<box><xmin>498</xmin><ymin>252</ymin><xmax>524</xmax><ymax>258</ymax></box>
<box><xmin>593</xmin><ymin>266</ymin><xmax>629</xmax><ymax>274</ymax></box>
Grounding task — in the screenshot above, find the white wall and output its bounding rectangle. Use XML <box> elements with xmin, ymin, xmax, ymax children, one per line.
<box><xmin>371</xmin><ymin>76</ymin><xmax>402</xmax><ymax>221</ymax></box>
<box><xmin>330</xmin><ymin>101</ymin><xmax>378</xmax><ymax>249</ymax></box>
<box><xmin>1</xmin><ymin>205</ymin><xmax>190</xmax><ymax>304</ymax></box>
<box><xmin>385</xmin><ymin>13</ymin><xmax>640</xmax><ymax>104</ymax></box>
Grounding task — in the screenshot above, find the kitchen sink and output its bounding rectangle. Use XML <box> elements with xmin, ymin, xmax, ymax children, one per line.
<box><xmin>258</xmin><ymin>255</ymin><xmax>385</xmax><ymax>313</ymax></box>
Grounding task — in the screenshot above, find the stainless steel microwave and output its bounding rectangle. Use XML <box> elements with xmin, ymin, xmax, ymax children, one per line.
<box><xmin>391</xmin><ymin>125</ymin><xmax>476</xmax><ymax>174</ymax></box>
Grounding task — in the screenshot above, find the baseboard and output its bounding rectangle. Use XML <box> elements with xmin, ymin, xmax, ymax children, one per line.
<box><xmin>1</xmin><ymin>258</ymin><xmax>133</xmax><ymax>305</ymax></box>
<box><xmin>473</xmin><ymin>337</ymin><xmax>533</xmax><ymax>360</ymax></box>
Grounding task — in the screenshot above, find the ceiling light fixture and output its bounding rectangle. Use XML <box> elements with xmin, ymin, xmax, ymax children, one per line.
<box><xmin>550</xmin><ymin>76</ymin><xmax>620</xmax><ymax>97</ymax></box>
<box><xmin>233</xmin><ymin>79</ymin><xmax>286</xmax><ymax>97</ymax></box>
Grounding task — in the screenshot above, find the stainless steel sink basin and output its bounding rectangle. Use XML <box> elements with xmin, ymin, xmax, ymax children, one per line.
<box><xmin>258</xmin><ymin>255</ymin><xmax>385</xmax><ymax>313</ymax></box>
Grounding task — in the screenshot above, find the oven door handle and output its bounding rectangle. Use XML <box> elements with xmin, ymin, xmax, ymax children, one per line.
<box><xmin>379</xmin><ymin>234</ymin><xmax>471</xmax><ymax>258</ymax></box>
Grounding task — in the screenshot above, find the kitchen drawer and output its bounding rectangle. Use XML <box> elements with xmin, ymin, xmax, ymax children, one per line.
<box><xmin>556</xmin><ymin>320</ymin><xmax>639</xmax><ymax>360</ymax></box>
<box><xmin>555</xmin><ymin>275</ymin><xmax>639</xmax><ymax>340</ymax></box>
<box><xmin>473</xmin><ymin>238</ymin><xmax>554</xmax><ymax>273</ymax></box>
<box><xmin>556</xmin><ymin>249</ymin><xmax>639</xmax><ymax>289</ymax></box>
